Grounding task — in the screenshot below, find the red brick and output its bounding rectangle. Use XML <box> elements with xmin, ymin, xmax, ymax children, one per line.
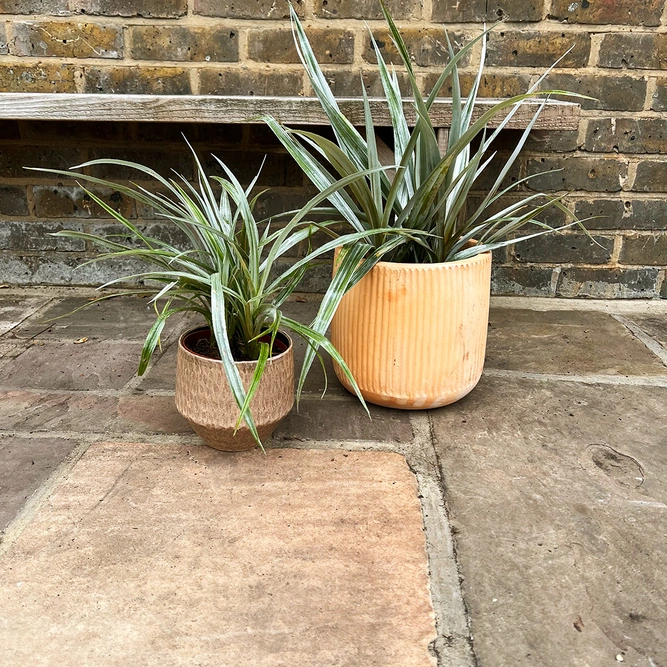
<box><xmin>0</xmin><ymin>63</ymin><xmax>77</xmax><ymax>92</ymax></box>
<box><xmin>194</xmin><ymin>0</ymin><xmax>303</xmax><ymax>19</ymax></box>
<box><xmin>511</xmin><ymin>233</ymin><xmax>614</xmax><ymax>264</ymax></box>
<box><xmin>424</xmin><ymin>70</ymin><xmax>533</xmax><ymax>98</ymax></box>
<box><xmin>433</xmin><ymin>0</ymin><xmax>542</xmax><ymax>22</ymax></box>
<box><xmin>526</xmin><ymin>156</ymin><xmax>628</xmax><ymax>193</ymax></box>
<box><xmin>364</xmin><ymin>28</ymin><xmax>469</xmax><ymax>67</ymax></box>
<box><xmin>584</xmin><ymin>118</ymin><xmax>667</xmax><ymax>154</ymax></box>
<box><xmin>486</xmin><ymin>29</ymin><xmax>590</xmax><ymax>68</ymax></box>
<box><xmin>541</xmin><ymin>73</ymin><xmax>647</xmax><ymax>111</ymax></box>
<box><xmin>0</xmin><ymin>186</ymin><xmax>29</xmax><ymax>216</ymax></box>
<box><xmin>82</xmin><ymin>66</ymin><xmax>191</xmax><ymax>95</ymax></box>
<box><xmin>70</xmin><ymin>0</ymin><xmax>186</xmax><ymax>17</ymax></box>
<box><xmin>11</xmin><ymin>21</ymin><xmax>122</xmax><ymax>59</ymax></box>
<box><xmin>0</xmin><ymin>0</ymin><xmax>68</xmax><ymax>13</ymax></box>
<box><xmin>198</xmin><ymin>67</ymin><xmax>304</xmax><ymax>96</ymax></box>
<box><xmin>619</xmin><ymin>234</ymin><xmax>667</xmax><ymax>266</ymax></box>
<box><xmin>32</xmin><ymin>185</ymin><xmax>135</xmax><ymax>219</ymax></box>
<box><xmin>248</xmin><ymin>28</ymin><xmax>354</xmax><ymax>65</ymax></box>
<box><xmin>633</xmin><ymin>161</ymin><xmax>667</xmax><ymax>192</ymax></box>
<box><xmin>549</xmin><ymin>0</ymin><xmax>663</xmax><ymax>25</ymax></box>
<box><xmin>556</xmin><ymin>267</ymin><xmax>660</xmax><ymax>298</ymax></box>
<box><xmin>0</xmin><ymin>220</ymin><xmax>85</xmax><ymax>251</ymax></box>
<box><xmin>598</xmin><ymin>33</ymin><xmax>667</xmax><ymax>70</ymax></box>
<box><xmin>315</xmin><ymin>0</ymin><xmax>420</xmax><ymax>19</ymax></box>
<box><xmin>130</xmin><ymin>26</ymin><xmax>238</xmax><ymax>62</ymax></box>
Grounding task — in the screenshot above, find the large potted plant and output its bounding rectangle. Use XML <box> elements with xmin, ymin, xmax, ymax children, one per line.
<box><xmin>34</xmin><ymin>145</ymin><xmax>383</xmax><ymax>449</ymax></box>
<box><xmin>265</xmin><ymin>2</ymin><xmax>587</xmax><ymax>409</ymax></box>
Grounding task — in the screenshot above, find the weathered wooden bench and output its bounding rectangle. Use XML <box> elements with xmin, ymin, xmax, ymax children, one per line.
<box><xmin>0</xmin><ymin>93</ymin><xmax>580</xmax><ymax>155</ymax></box>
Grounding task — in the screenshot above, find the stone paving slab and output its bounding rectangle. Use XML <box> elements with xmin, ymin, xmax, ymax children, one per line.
<box><xmin>0</xmin><ymin>444</ymin><xmax>436</xmax><ymax>667</ymax></box>
<box><xmin>431</xmin><ymin>375</ymin><xmax>667</xmax><ymax>667</ymax></box>
<box><xmin>0</xmin><ymin>294</ymin><xmax>52</xmax><ymax>336</ymax></box>
<box><xmin>276</xmin><ymin>397</ymin><xmax>414</xmax><ymax>443</ymax></box>
<box><xmin>0</xmin><ymin>340</ymin><xmax>144</xmax><ymax>390</ymax></box>
<box><xmin>486</xmin><ymin>309</ymin><xmax>667</xmax><ymax>376</ymax></box>
<box><xmin>12</xmin><ymin>295</ymin><xmax>166</xmax><ymax>341</ymax></box>
<box><xmin>0</xmin><ymin>390</ymin><xmax>191</xmax><ymax>435</ymax></box>
<box><xmin>137</xmin><ymin>339</ymin><xmax>179</xmax><ymax>390</ymax></box>
<box><xmin>627</xmin><ymin>314</ymin><xmax>667</xmax><ymax>351</ymax></box>
<box><xmin>0</xmin><ymin>436</ymin><xmax>77</xmax><ymax>533</ymax></box>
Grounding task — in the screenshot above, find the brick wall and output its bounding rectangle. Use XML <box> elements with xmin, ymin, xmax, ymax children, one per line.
<box><xmin>0</xmin><ymin>0</ymin><xmax>666</xmax><ymax>298</ymax></box>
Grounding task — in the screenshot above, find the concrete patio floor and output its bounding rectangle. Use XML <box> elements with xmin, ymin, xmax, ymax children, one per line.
<box><xmin>1</xmin><ymin>288</ymin><xmax>666</xmax><ymax>667</ymax></box>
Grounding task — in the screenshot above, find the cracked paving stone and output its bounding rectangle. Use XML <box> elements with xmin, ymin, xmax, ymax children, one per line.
<box><xmin>0</xmin><ymin>436</ymin><xmax>77</xmax><ymax>533</ymax></box>
<box><xmin>0</xmin><ymin>295</ymin><xmax>52</xmax><ymax>337</ymax></box>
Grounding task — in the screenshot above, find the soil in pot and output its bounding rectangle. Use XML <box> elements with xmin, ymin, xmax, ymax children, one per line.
<box><xmin>182</xmin><ymin>327</ymin><xmax>289</xmax><ymax>362</ymax></box>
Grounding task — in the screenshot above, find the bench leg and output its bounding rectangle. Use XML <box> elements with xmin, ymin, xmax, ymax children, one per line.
<box><xmin>437</xmin><ymin>127</ymin><xmax>449</xmax><ymax>157</ymax></box>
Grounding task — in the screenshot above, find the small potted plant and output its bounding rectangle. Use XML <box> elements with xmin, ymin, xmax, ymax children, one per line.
<box><xmin>33</xmin><ymin>145</ymin><xmax>382</xmax><ymax>450</ymax></box>
<box><xmin>265</xmin><ymin>2</ymin><xmax>588</xmax><ymax>410</ymax></box>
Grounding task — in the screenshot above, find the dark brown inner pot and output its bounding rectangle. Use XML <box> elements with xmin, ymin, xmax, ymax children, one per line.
<box><xmin>181</xmin><ymin>327</ymin><xmax>291</xmax><ymax>362</ymax></box>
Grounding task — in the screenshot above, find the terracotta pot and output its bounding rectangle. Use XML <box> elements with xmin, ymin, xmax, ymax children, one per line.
<box><xmin>175</xmin><ymin>327</ymin><xmax>294</xmax><ymax>451</ymax></box>
<box><xmin>330</xmin><ymin>251</ymin><xmax>492</xmax><ymax>410</ymax></box>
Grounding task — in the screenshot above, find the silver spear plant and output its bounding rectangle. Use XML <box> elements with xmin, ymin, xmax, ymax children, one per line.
<box><xmin>263</xmin><ymin>1</ymin><xmax>590</xmax><ymax>389</ymax></box>
<box><xmin>31</xmin><ymin>144</ymin><xmax>395</xmax><ymax>447</ymax></box>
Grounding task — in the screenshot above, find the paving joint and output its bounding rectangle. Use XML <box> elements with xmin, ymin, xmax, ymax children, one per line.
<box><xmin>5</xmin><ymin>369</ymin><xmax>667</xmax><ymax>399</ymax></box>
<box><xmin>0</xmin><ymin>437</ymin><xmax>93</xmax><ymax>557</ymax></box>
<box><xmin>407</xmin><ymin>413</ymin><xmax>477</xmax><ymax>667</ymax></box>
<box><xmin>0</xmin><ymin>384</ymin><xmax>358</xmax><ymax>399</ymax></box>
<box><xmin>482</xmin><ymin>368</ymin><xmax>667</xmax><ymax>387</ymax></box>
<box><xmin>612</xmin><ymin>314</ymin><xmax>667</xmax><ymax>368</ymax></box>
<box><xmin>490</xmin><ymin>296</ymin><xmax>667</xmax><ymax>315</ymax></box>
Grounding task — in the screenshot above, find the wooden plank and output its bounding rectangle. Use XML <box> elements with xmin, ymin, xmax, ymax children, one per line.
<box><xmin>0</xmin><ymin>93</ymin><xmax>580</xmax><ymax>130</ymax></box>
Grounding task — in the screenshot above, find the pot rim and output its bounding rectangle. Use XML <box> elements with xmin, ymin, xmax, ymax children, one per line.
<box><xmin>368</xmin><ymin>249</ymin><xmax>491</xmax><ymax>271</ymax></box>
<box><xmin>178</xmin><ymin>326</ymin><xmax>293</xmax><ymax>367</ymax></box>
<box><xmin>333</xmin><ymin>241</ymin><xmax>491</xmax><ymax>272</ymax></box>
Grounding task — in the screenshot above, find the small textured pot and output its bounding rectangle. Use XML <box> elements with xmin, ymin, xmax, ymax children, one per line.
<box><xmin>175</xmin><ymin>327</ymin><xmax>294</xmax><ymax>451</ymax></box>
<box><xmin>330</xmin><ymin>251</ymin><xmax>492</xmax><ymax>410</ymax></box>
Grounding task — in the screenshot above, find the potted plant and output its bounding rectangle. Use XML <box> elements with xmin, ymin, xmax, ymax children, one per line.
<box><xmin>33</xmin><ymin>145</ymin><xmax>384</xmax><ymax>450</ymax></box>
<box><xmin>264</xmin><ymin>2</ymin><xmax>588</xmax><ymax>409</ymax></box>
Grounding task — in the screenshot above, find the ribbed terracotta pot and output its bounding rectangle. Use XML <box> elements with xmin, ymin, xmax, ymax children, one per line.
<box><xmin>175</xmin><ymin>327</ymin><xmax>294</xmax><ymax>451</ymax></box>
<box><xmin>331</xmin><ymin>251</ymin><xmax>492</xmax><ymax>410</ymax></box>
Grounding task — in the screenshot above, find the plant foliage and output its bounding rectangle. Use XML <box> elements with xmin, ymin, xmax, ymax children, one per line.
<box><xmin>261</xmin><ymin>2</ymin><xmax>590</xmax><ymax>387</ymax></box>
<box><xmin>31</xmin><ymin>144</ymin><xmax>390</xmax><ymax>447</ymax></box>
<box><xmin>266</xmin><ymin>2</ymin><xmax>589</xmax><ymax>265</ymax></box>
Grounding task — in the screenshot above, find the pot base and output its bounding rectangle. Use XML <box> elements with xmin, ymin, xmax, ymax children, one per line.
<box><xmin>187</xmin><ymin>420</ymin><xmax>282</xmax><ymax>451</ymax></box>
<box><xmin>335</xmin><ymin>372</ymin><xmax>481</xmax><ymax>410</ymax></box>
